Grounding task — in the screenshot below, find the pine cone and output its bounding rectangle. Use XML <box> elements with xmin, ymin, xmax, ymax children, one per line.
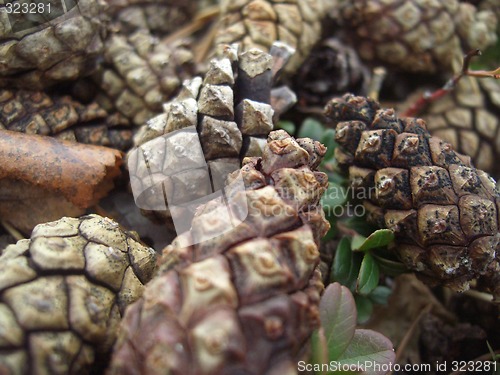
<box><xmin>108</xmin><ymin>130</ymin><xmax>329</xmax><ymax>374</ymax></box>
<box><xmin>86</xmin><ymin>30</ymin><xmax>195</xmax><ymax>127</ymax></box>
<box><xmin>0</xmin><ymin>214</ymin><xmax>157</xmax><ymax>374</ymax></box>
<box><xmin>292</xmin><ymin>37</ymin><xmax>370</xmax><ymax>108</ymax></box>
<box><xmin>129</xmin><ymin>43</ymin><xmax>297</xmax><ymax>222</ymax></box>
<box><xmin>213</xmin><ymin>0</ymin><xmax>324</xmax><ymax>74</ymax></box>
<box><xmin>419</xmin><ymin>78</ymin><xmax>500</xmax><ymax>176</ymax></box>
<box><xmin>103</xmin><ymin>0</ymin><xmax>196</xmax><ymax>37</ymax></box>
<box><xmin>0</xmin><ymin>0</ymin><xmax>106</xmax><ymax>89</ymax></box>
<box><xmin>337</xmin><ymin>0</ymin><xmax>498</xmax><ymax>73</ymax></box>
<box><xmin>325</xmin><ymin>94</ymin><xmax>499</xmax><ymax>295</ymax></box>
<box><xmin>0</xmin><ymin>89</ymin><xmax>133</xmax><ymax>150</ymax></box>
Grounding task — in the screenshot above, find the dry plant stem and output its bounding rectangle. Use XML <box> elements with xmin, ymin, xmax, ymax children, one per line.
<box><xmin>0</xmin><ymin>220</ymin><xmax>24</xmax><ymax>242</ymax></box>
<box><xmin>388</xmin><ymin>304</ymin><xmax>433</xmax><ymax>375</ymax></box>
<box><xmin>162</xmin><ymin>5</ymin><xmax>219</xmax><ymax>47</ymax></box>
<box><xmin>403</xmin><ymin>50</ymin><xmax>500</xmax><ymax>117</ymax></box>
<box><xmin>463</xmin><ymin>289</ymin><xmax>494</xmax><ymax>303</ymax></box>
<box><xmin>368</xmin><ymin>67</ymin><xmax>387</xmax><ymax>102</ymax></box>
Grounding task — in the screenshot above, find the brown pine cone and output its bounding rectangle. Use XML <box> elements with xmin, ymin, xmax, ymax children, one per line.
<box><xmin>103</xmin><ymin>0</ymin><xmax>196</xmax><ymax>37</ymax></box>
<box><xmin>325</xmin><ymin>94</ymin><xmax>499</xmax><ymax>296</ymax></box>
<box><xmin>292</xmin><ymin>37</ymin><xmax>370</xmax><ymax>108</ymax></box>
<box><xmin>0</xmin><ymin>214</ymin><xmax>157</xmax><ymax>374</ymax></box>
<box><xmin>129</xmin><ymin>43</ymin><xmax>297</xmax><ymax>222</ymax></box>
<box><xmin>108</xmin><ymin>130</ymin><xmax>329</xmax><ymax>374</ymax></box>
<box><xmin>85</xmin><ymin>30</ymin><xmax>195</xmax><ymax>127</ymax></box>
<box><xmin>418</xmin><ymin>78</ymin><xmax>500</xmax><ymax>176</ymax></box>
<box><xmin>0</xmin><ymin>0</ymin><xmax>106</xmax><ymax>89</ymax></box>
<box><xmin>213</xmin><ymin>0</ymin><xmax>325</xmax><ymax>74</ymax></box>
<box><xmin>0</xmin><ymin>89</ymin><xmax>133</xmax><ymax>150</ymax></box>
<box><xmin>336</xmin><ymin>0</ymin><xmax>498</xmax><ymax>73</ymax></box>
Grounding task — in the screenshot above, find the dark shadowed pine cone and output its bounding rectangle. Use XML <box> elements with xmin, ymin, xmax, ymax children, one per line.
<box><xmin>336</xmin><ymin>0</ymin><xmax>498</xmax><ymax>73</ymax></box>
<box><xmin>213</xmin><ymin>0</ymin><xmax>325</xmax><ymax>74</ymax></box>
<box><xmin>0</xmin><ymin>0</ymin><xmax>106</xmax><ymax>89</ymax></box>
<box><xmin>292</xmin><ymin>37</ymin><xmax>370</xmax><ymax>108</ymax></box>
<box><xmin>81</xmin><ymin>29</ymin><xmax>195</xmax><ymax>127</ymax></box>
<box><xmin>0</xmin><ymin>214</ymin><xmax>157</xmax><ymax>374</ymax></box>
<box><xmin>419</xmin><ymin>78</ymin><xmax>500</xmax><ymax>176</ymax></box>
<box><xmin>129</xmin><ymin>43</ymin><xmax>297</xmax><ymax>222</ymax></box>
<box><xmin>103</xmin><ymin>0</ymin><xmax>196</xmax><ymax>37</ymax></box>
<box><xmin>107</xmin><ymin>130</ymin><xmax>329</xmax><ymax>374</ymax></box>
<box><xmin>0</xmin><ymin>89</ymin><xmax>133</xmax><ymax>150</ymax></box>
<box><xmin>325</xmin><ymin>94</ymin><xmax>500</xmax><ymax>297</ymax></box>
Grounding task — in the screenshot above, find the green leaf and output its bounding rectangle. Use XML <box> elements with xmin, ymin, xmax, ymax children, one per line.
<box><xmin>368</xmin><ymin>286</ymin><xmax>392</xmax><ymax>305</ymax></box>
<box><xmin>277</xmin><ymin>120</ymin><xmax>296</xmax><ymax>134</ymax></box>
<box><xmin>354</xmin><ymin>295</ymin><xmax>373</xmax><ymax>324</ymax></box>
<box><xmin>351</xmin><ymin>235</ymin><xmax>367</xmax><ymax>252</ymax></box>
<box><xmin>353</xmin><ymin>229</ymin><xmax>394</xmax><ymax>252</ymax></box>
<box><xmin>336</xmin><ymin>329</ymin><xmax>395</xmax><ymax>375</ymax></box>
<box><xmin>318</xmin><ymin>283</ymin><xmax>357</xmax><ymax>362</ymax></box>
<box><xmin>311</xmin><ymin>328</ymin><xmax>329</xmax><ymax>373</ymax></box>
<box><xmin>321</xmin><ymin>129</ymin><xmax>337</xmax><ymax>160</ymax></box>
<box><xmin>322</xmin><ymin>182</ymin><xmax>347</xmax><ymax>212</ymax></box>
<box><xmin>356</xmin><ymin>253</ymin><xmax>380</xmax><ymax>296</ymax></box>
<box><xmin>344</xmin><ymin>216</ymin><xmax>378</xmax><ymax>237</ymax></box>
<box><xmin>322</xmin><ymin>223</ymin><xmax>338</xmax><ymax>242</ymax></box>
<box><xmin>372</xmin><ymin>254</ymin><xmax>409</xmax><ymax>277</ymax></box>
<box><xmin>298</xmin><ymin>118</ymin><xmax>325</xmax><ymax>140</ymax></box>
<box><xmin>331</xmin><ymin>238</ymin><xmax>362</xmax><ymax>291</ymax></box>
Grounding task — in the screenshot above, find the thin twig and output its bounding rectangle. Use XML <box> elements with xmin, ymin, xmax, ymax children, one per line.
<box><xmin>463</xmin><ymin>289</ymin><xmax>494</xmax><ymax>303</ymax></box>
<box><xmin>387</xmin><ymin>304</ymin><xmax>433</xmax><ymax>375</ymax></box>
<box><xmin>402</xmin><ymin>49</ymin><xmax>499</xmax><ymax>117</ymax></box>
<box><xmin>368</xmin><ymin>67</ymin><xmax>387</xmax><ymax>101</ymax></box>
<box><xmin>1</xmin><ymin>220</ymin><xmax>25</xmax><ymax>241</ymax></box>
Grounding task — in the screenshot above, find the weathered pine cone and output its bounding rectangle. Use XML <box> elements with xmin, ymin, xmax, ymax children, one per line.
<box><xmin>129</xmin><ymin>43</ymin><xmax>297</xmax><ymax>222</ymax></box>
<box><xmin>0</xmin><ymin>214</ymin><xmax>157</xmax><ymax>374</ymax></box>
<box><xmin>213</xmin><ymin>0</ymin><xmax>325</xmax><ymax>74</ymax></box>
<box><xmin>325</xmin><ymin>94</ymin><xmax>499</xmax><ymax>294</ymax></box>
<box><xmin>102</xmin><ymin>0</ymin><xmax>196</xmax><ymax>37</ymax></box>
<box><xmin>0</xmin><ymin>0</ymin><xmax>106</xmax><ymax>89</ymax></box>
<box><xmin>0</xmin><ymin>89</ymin><xmax>133</xmax><ymax>150</ymax></box>
<box><xmin>108</xmin><ymin>130</ymin><xmax>329</xmax><ymax>374</ymax></box>
<box><xmin>87</xmin><ymin>30</ymin><xmax>195</xmax><ymax>127</ymax></box>
<box><xmin>292</xmin><ymin>37</ymin><xmax>370</xmax><ymax>108</ymax></box>
<box><xmin>336</xmin><ymin>0</ymin><xmax>498</xmax><ymax>73</ymax></box>
<box><xmin>419</xmin><ymin>78</ymin><xmax>500</xmax><ymax>176</ymax></box>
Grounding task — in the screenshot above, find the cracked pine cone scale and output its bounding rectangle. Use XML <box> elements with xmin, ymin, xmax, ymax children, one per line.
<box><xmin>0</xmin><ymin>214</ymin><xmax>157</xmax><ymax>374</ymax></box>
<box><xmin>108</xmin><ymin>130</ymin><xmax>329</xmax><ymax>375</ymax></box>
<box><xmin>325</xmin><ymin>94</ymin><xmax>499</xmax><ymax>293</ymax></box>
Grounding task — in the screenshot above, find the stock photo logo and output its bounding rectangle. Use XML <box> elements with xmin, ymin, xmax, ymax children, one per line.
<box><xmin>128</xmin><ymin>126</ymin><xmax>249</xmax><ymax>246</ymax></box>
<box><xmin>0</xmin><ymin>0</ymin><xmax>78</xmax><ymax>34</ymax></box>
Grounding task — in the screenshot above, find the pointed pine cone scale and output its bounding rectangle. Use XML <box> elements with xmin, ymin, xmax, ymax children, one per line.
<box><xmin>0</xmin><ymin>0</ymin><xmax>106</xmax><ymax>89</ymax></box>
<box><xmin>108</xmin><ymin>130</ymin><xmax>329</xmax><ymax>374</ymax></box>
<box><xmin>213</xmin><ymin>0</ymin><xmax>325</xmax><ymax>74</ymax></box>
<box><xmin>130</xmin><ymin>43</ymin><xmax>297</xmax><ymax>222</ymax></box>
<box><xmin>336</xmin><ymin>0</ymin><xmax>498</xmax><ymax>73</ymax></box>
<box><xmin>325</xmin><ymin>93</ymin><xmax>500</xmax><ymax>297</ymax></box>
<box><xmin>0</xmin><ymin>214</ymin><xmax>157</xmax><ymax>374</ymax></box>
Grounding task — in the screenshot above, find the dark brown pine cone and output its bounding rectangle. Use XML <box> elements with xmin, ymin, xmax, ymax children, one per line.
<box><xmin>336</xmin><ymin>0</ymin><xmax>498</xmax><ymax>73</ymax></box>
<box><xmin>418</xmin><ymin>78</ymin><xmax>500</xmax><ymax>177</ymax></box>
<box><xmin>325</xmin><ymin>94</ymin><xmax>500</xmax><ymax>298</ymax></box>
<box><xmin>0</xmin><ymin>89</ymin><xmax>133</xmax><ymax>150</ymax></box>
<box><xmin>213</xmin><ymin>0</ymin><xmax>325</xmax><ymax>74</ymax></box>
<box><xmin>107</xmin><ymin>130</ymin><xmax>329</xmax><ymax>374</ymax></box>
<box><xmin>292</xmin><ymin>37</ymin><xmax>370</xmax><ymax>108</ymax></box>
<box><xmin>0</xmin><ymin>214</ymin><xmax>157</xmax><ymax>374</ymax></box>
<box><xmin>0</xmin><ymin>0</ymin><xmax>106</xmax><ymax>89</ymax></box>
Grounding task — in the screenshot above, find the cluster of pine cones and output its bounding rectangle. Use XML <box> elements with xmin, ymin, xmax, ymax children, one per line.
<box><xmin>0</xmin><ymin>0</ymin><xmax>499</xmax><ymax>373</ymax></box>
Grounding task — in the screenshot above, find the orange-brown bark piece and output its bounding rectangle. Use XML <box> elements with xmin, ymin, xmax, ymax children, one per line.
<box><xmin>0</xmin><ymin>130</ymin><xmax>122</xmax><ymax>232</ymax></box>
